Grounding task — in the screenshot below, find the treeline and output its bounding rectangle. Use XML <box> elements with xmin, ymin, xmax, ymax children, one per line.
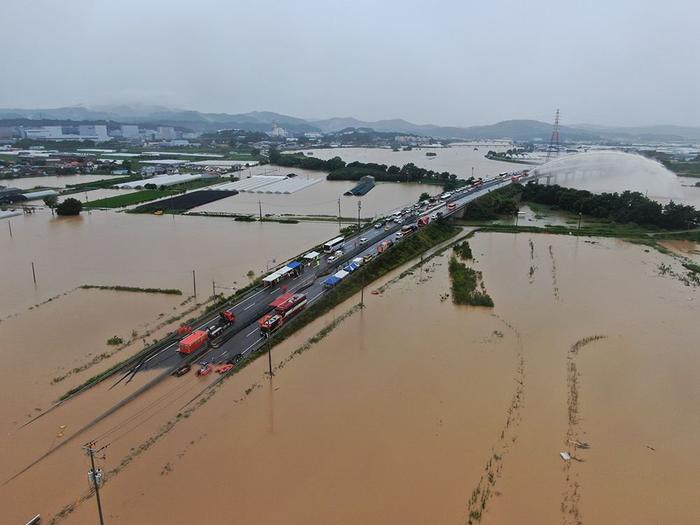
<box><xmin>521</xmin><ymin>182</ymin><xmax>699</xmax><ymax>230</ymax></box>
<box><xmin>461</xmin><ymin>184</ymin><xmax>521</xmax><ymax>220</ymax></box>
<box><xmin>269</xmin><ymin>150</ymin><xmax>469</xmax><ymax>190</ymax></box>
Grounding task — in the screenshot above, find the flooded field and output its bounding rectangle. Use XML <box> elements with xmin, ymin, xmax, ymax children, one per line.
<box><xmin>3</xmin><ymin>174</ymin><xmax>121</xmax><ymax>190</ymax></box>
<box><xmin>677</xmin><ymin>176</ymin><xmax>700</xmax><ymax>208</ymax></box>
<box><xmin>193</xmin><ymin>165</ymin><xmax>442</xmax><ymax>219</ymax></box>
<box><xmin>3</xmin><ymin>230</ymin><xmax>697</xmax><ymax>524</ymax></box>
<box><xmin>306</xmin><ymin>143</ymin><xmax>521</xmax><ymax>180</ymax></box>
<box><xmin>0</xmin><ymin>208</ymin><xmax>338</xmax><ymax>319</ymax></box>
<box><xmin>59</xmin><ymin>188</ymin><xmax>136</xmax><ymax>203</ymax></box>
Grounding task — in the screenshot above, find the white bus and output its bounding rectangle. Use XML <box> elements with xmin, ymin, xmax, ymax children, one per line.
<box><xmin>323</xmin><ymin>236</ymin><xmax>345</xmax><ymax>253</ymax></box>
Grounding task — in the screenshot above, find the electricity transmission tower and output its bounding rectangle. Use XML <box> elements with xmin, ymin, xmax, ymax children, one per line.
<box><xmin>545</xmin><ymin>108</ymin><xmax>561</xmax><ymax>163</ymax></box>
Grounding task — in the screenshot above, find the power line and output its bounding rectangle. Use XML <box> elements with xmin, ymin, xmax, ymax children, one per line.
<box><xmin>83</xmin><ymin>441</ymin><xmax>106</xmax><ymax>525</ymax></box>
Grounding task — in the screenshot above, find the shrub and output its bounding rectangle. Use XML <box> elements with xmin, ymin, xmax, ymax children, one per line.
<box><xmin>56</xmin><ymin>197</ymin><xmax>83</xmax><ymax>216</ymax></box>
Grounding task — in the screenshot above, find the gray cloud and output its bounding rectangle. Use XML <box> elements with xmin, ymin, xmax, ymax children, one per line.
<box><xmin>1</xmin><ymin>0</ymin><xmax>698</xmax><ymax>126</ymax></box>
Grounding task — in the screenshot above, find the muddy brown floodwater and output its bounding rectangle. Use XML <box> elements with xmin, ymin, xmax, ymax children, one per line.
<box><xmin>3</xmin><ymin>230</ymin><xmax>696</xmax><ymax>524</ymax></box>
<box><xmin>0</xmin><ymin>208</ymin><xmax>338</xmax><ymax>319</ymax></box>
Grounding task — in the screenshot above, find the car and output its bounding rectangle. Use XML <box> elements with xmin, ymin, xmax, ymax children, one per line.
<box><xmin>327</xmin><ymin>255</ymin><xmax>337</xmax><ymax>263</ymax></box>
<box><xmin>226</xmin><ymin>353</ymin><xmax>244</xmax><ymax>366</ymax></box>
<box><xmin>430</xmin><ymin>213</ymin><xmax>438</xmax><ymax>220</ymax></box>
<box><xmin>173</xmin><ymin>364</ymin><xmax>191</xmax><ymax>377</ymax></box>
<box><xmin>384</xmin><ymin>225</ymin><xmax>391</xmax><ymax>231</ymax></box>
<box><xmin>395</xmin><ymin>232</ymin><xmax>404</xmax><ymax>239</ymax></box>
<box><xmin>359</xmin><ymin>237</ymin><xmax>368</xmax><ymax>245</ymax></box>
<box><xmin>374</xmin><ymin>222</ymin><xmax>383</xmax><ymax>229</ymax></box>
<box><xmin>363</xmin><ymin>254</ymin><xmax>374</xmax><ymax>263</ymax></box>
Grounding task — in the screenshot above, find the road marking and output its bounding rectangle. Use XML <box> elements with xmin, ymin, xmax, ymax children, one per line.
<box><xmin>244</xmin><ymin>339</ymin><xmax>262</xmax><ymax>354</ymax></box>
<box><xmin>246</xmin><ymin>327</ymin><xmax>258</xmax><ymax>337</ymax></box>
<box><xmin>243</xmin><ymin>303</ymin><xmax>255</xmax><ymax>311</ymax></box>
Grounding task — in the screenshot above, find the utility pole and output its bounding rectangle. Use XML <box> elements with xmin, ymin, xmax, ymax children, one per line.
<box><xmin>8</xmin><ymin>220</ymin><xmax>12</xmax><ymax>238</ymax></box>
<box><xmin>83</xmin><ymin>442</ymin><xmax>105</xmax><ymax>525</ymax></box>
<box><xmin>578</xmin><ymin>212</ymin><xmax>582</xmax><ymax>230</ymax></box>
<box><xmin>31</xmin><ymin>261</ymin><xmax>37</xmax><ymax>285</ymax></box>
<box><xmin>266</xmin><ymin>334</ymin><xmax>273</xmax><ymax>376</ymax></box>
<box><xmin>471</xmin><ymin>166</ymin><xmax>474</xmax><ymax>180</ymax></box>
<box><xmin>212</xmin><ymin>280</ymin><xmax>216</xmax><ymax>298</ymax></box>
<box><xmin>258</xmin><ymin>200</ymin><xmax>263</xmax><ymax>222</ymax></box>
<box><xmin>337</xmin><ymin>198</ymin><xmax>342</xmax><ymax>231</ymax></box>
<box><xmin>192</xmin><ymin>270</ymin><xmax>197</xmax><ymax>298</ymax></box>
<box><xmin>360</xmin><ymin>273</ymin><xmax>365</xmax><ymax>308</ymax></box>
<box><xmin>357</xmin><ymin>200</ymin><xmax>361</xmax><ymax>231</ymax></box>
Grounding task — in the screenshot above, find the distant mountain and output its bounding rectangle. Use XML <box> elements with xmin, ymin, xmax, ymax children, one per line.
<box><xmin>0</xmin><ymin>106</ymin><xmax>319</xmax><ymax>133</ymax></box>
<box><xmin>1</xmin><ymin>104</ymin><xmax>697</xmax><ymax>142</ymax></box>
<box><xmin>314</xmin><ymin>117</ymin><xmax>599</xmax><ymax>141</ymax></box>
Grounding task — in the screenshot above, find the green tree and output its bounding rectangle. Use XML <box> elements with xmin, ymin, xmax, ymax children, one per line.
<box><xmin>43</xmin><ymin>195</ymin><xmax>58</xmax><ymax>211</ymax></box>
<box><xmin>419</xmin><ymin>192</ymin><xmax>431</xmax><ymax>202</ymax></box>
<box><xmin>56</xmin><ymin>197</ymin><xmax>83</xmax><ymax>216</ymax></box>
<box><xmin>268</xmin><ymin>147</ymin><xmax>281</xmax><ymax>163</ymax></box>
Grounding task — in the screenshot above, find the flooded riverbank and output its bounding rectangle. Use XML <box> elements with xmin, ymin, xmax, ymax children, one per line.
<box><xmin>4</xmin><ymin>229</ymin><xmax>696</xmax><ymax>524</ymax></box>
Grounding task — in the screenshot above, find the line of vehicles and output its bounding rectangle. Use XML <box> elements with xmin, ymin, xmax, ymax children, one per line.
<box><xmin>169</xmin><ymin>171</ymin><xmax>522</xmax><ymax>379</ymax></box>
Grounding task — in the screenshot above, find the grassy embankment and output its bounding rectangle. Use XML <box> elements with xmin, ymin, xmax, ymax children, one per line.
<box><xmin>265</xmin><ymin>221</ymin><xmax>460</xmax><ymax>348</ymax></box>
<box><xmin>80</xmin><ymin>285</ymin><xmax>182</xmax><ymax>295</ymax></box>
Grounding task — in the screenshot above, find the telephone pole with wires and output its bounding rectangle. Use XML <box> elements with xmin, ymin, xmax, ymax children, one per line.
<box><xmin>83</xmin><ymin>441</ymin><xmax>107</xmax><ymax>525</ymax></box>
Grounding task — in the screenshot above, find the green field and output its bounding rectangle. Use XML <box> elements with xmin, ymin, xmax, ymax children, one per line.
<box><xmin>84</xmin><ymin>189</ymin><xmax>178</xmax><ymax>208</ymax></box>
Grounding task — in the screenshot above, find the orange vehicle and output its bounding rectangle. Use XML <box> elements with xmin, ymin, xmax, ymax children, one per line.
<box><xmin>178</xmin><ymin>330</ymin><xmax>208</xmax><ymax>355</ymax></box>
<box><xmin>377</xmin><ymin>239</ymin><xmax>394</xmax><ymax>253</ymax></box>
<box><xmin>258</xmin><ymin>293</ymin><xmax>308</xmax><ymax>335</ymax></box>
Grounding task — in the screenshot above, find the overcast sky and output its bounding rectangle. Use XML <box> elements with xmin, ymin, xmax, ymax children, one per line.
<box><xmin>1</xmin><ymin>0</ymin><xmax>698</xmax><ymax>127</ymax></box>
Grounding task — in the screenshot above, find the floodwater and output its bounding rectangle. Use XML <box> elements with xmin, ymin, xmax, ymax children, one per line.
<box><xmin>0</xmin><ymin>288</ymin><xmax>182</xmax><ymax>438</ymax></box>
<box><xmin>193</xmin><ymin>165</ymin><xmax>442</xmax><ymax>219</ymax></box>
<box><xmin>194</xmin><ymin>145</ymin><xmax>521</xmax><ymax>219</ymax></box>
<box><xmin>3</xmin><ymin>230</ymin><xmax>696</xmax><ymax>524</ymax></box>
<box><xmin>306</xmin><ymin>143</ymin><xmax>521</xmax><ymax>180</ymax></box>
<box><xmin>0</xmin><ymin>208</ymin><xmax>337</xmax><ymax>319</ymax></box>
<box><xmin>59</xmin><ymin>188</ymin><xmax>136</xmax><ymax>203</ymax></box>
<box><xmin>3</xmin><ymin>174</ymin><xmax>121</xmax><ymax>190</ymax></box>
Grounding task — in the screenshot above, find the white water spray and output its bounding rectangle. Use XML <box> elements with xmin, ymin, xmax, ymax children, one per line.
<box><xmin>532</xmin><ymin>151</ymin><xmax>684</xmax><ymax>200</ymax></box>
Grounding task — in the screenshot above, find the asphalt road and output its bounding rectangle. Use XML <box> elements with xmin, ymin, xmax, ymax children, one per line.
<box><xmin>132</xmin><ymin>175</ymin><xmax>516</xmax><ymax>376</ymax></box>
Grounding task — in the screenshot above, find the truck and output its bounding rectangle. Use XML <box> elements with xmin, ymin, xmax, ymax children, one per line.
<box><xmin>377</xmin><ymin>239</ymin><xmax>394</xmax><ymax>253</ymax></box>
<box><xmin>401</xmin><ymin>224</ymin><xmax>418</xmax><ymax>236</ymax></box>
<box><xmin>447</xmin><ymin>202</ymin><xmax>457</xmax><ymax>211</ymax></box>
<box><xmin>258</xmin><ymin>293</ymin><xmax>308</xmax><ymax>334</ymax></box>
<box><xmin>179</xmin><ymin>330</ymin><xmax>208</xmax><ymax>355</ymax></box>
<box><xmin>417</xmin><ymin>216</ymin><xmax>430</xmax><ymax>228</ymax></box>
<box><xmin>207</xmin><ymin>310</ymin><xmax>236</xmax><ymax>347</ymax></box>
